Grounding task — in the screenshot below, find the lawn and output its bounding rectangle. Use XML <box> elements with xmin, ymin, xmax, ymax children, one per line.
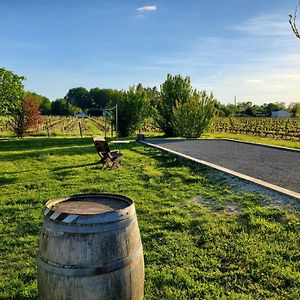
<box><xmin>0</xmin><ymin>137</ymin><xmax>299</xmax><ymax>299</ymax></box>
<box><xmin>205</xmin><ymin>132</ymin><xmax>300</xmax><ymax>150</ymax></box>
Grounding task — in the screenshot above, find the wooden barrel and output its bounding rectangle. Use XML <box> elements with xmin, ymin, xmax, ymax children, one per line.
<box><xmin>38</xmin><ymin>194</ymin><xmax>144</xmax><ymax>300</ymax></box>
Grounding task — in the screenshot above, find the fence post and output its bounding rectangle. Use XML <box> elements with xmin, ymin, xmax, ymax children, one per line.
<box><xmin>79</xmin><ymin>121</ymin><xmax>83</xmax><ymax>138</ymax></box>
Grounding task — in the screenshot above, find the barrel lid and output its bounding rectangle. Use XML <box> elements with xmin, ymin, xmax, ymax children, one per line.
<box><xmin>46</xmin><ymin>194</ymin><xmax>132</xmax><ymax>214</ymax></box>
<box><xmin>44</xmin><ymin>194</ymin><xmax>135</xmax><ymax>224</ymax></box>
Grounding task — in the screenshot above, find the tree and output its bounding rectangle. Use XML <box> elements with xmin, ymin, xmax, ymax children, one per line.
<box><xmin>24</xmin><ymin>91</ymin><xmax>51</xmax><ymax>115</ymax></box>
<box><xmin>290</xmin><ymin>103</ymin><xmax>300</xmax><ymax>117</ymax></box>
<box><xmin>155</xmin><ymin>74</ymin><xmax>193</xmax><ymax>136</ymax></box>
<box><xmin>11</xmin><ymin>96</ymin><xmax>43</xmax><ymax>138</ymax></box>
<box><xmin>217</xmin><ymin>103</ymin><xmax>237</xmax><ymax>117</ymax></box>
<box><xmin>173</xmin><ymin>91</ymin><xmax>217</xmax><ymax>138</ymax></box>
<box><xmin>111</xmin><ymin>86</ymin><xmax>150</xmax><ymax>137</ymax></box>
<box><xmin>65</xmin><ymin>87</ymin><xmax>90</xmax><ymax>110</ymax></box>
<box><xmin>51</xmin><ymin>98</ymin><xmax>80</xmax><ymax>115</ymax></box>
<box><xmin>261</xmin><ymin>102</ymin><xmax>286</xmax><ymax>116</ymax></box>
<box><xmin>0</xmin><ymin>67</ymin><xmax>25</xmax><ymax>115</ymax></box>
<box><xmin>289</xmin><ymin>1</ymin><xmax>300</xmax><ymax>39</ymax></box>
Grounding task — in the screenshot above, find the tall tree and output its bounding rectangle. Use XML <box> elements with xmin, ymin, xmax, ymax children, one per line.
<box><xmin>0</xmin><ymin>67</ymin><xmax>25</xmax><ymax>115</ymax></box>
<box><xmin>111</xmin><ymin>86</ymin><xmax>150</xmax><ymax>137</ymax></box>
<box><xmin>89</xmin><ymin>88</ymin><xmax>110</xmax><ymax>110</ymax></box>
<box><xmin>155</xmin><ymin>74</ymin><xmax>193</xmax><ymax>136</ymax></box>
<box><xmin>65</xmin><ymin>87</ymin><xmax>90</xmax><ymax>110</ymax></box>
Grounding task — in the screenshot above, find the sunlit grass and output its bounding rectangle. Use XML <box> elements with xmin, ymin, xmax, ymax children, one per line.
<box><xmin>0</xmin><ymin>137</ymin><xmax>299</xmax><ymax>299</ymax></box>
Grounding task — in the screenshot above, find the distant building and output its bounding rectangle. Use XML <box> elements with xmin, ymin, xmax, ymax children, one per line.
<box><xmin>271</xmin><ymin>110</ymin><xmax>291</xmax><ymax>118</ymax></box>
<box><xmin>75</xmin><ymin>112</ymin><xmax>89</xmax><ymax>118</ymax></box>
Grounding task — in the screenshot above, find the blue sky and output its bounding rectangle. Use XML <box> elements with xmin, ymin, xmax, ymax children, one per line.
<box><xmin>1</xmin><ymin>0</ymin><xmax>300</xmax><ymax>104</ymax></box>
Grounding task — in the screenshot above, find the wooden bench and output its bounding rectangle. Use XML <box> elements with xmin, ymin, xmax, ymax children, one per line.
<box><xmin>93</xmin><ymin>137</ymin><xmax>123</xmax><ymax>170</ymax></box>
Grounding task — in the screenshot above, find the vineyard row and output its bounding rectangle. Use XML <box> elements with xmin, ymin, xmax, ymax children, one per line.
<box><xmin>211</xmin><ymin>117</ymin><xmax>300</xmax><ymax>140</ymax></box>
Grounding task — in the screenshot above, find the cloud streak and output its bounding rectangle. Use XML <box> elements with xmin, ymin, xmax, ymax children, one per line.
<box><xmin>136</xmin><ymin>6</ymin><xmax>157</xmax><ymax>14</ymax></box>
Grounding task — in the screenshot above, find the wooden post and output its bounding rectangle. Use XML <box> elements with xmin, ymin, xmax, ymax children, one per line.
<box><xmin>104</xmin><ymin>116</ymin><xmax>107</xmax><ymax>139</ymax></box>
<box><xmin>79</xmin><ymin>121</ymin><xmax>83</xmax><ymax>138</ymax></box>
<box><xmin>46</xmin><ymin>120</ymin><xmax>50</xmax><ymax>138</ymax></box>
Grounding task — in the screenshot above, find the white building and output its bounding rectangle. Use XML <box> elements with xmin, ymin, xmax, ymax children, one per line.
<box><xmin>271</xmin><ymin>110</ymin><xmax>292</xmax><ymax>118</ymax></box>
<box><xmin>75</xmin><ymin>112</ymin><xmax>89</xmax><ymax>118</ymax></box>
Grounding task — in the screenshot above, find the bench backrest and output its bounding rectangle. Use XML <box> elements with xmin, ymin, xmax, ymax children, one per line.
<box><xmin>93</xmin><ymin>138</ymin><xmax>111</xmax><ymax>156</ymax></box>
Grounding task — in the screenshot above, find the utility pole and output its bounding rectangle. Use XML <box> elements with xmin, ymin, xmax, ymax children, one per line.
<box><xmin>234</xmin><ymin>96</ymin><xmax>237</xmax><ymax>106</ymax></box>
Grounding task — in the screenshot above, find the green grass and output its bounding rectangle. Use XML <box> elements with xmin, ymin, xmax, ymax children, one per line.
<box><xmin>205</xmin><ymin>132</ymin><xmax>300</xmax><ymax>149</ymax></box>
<box><xmin>0</xmin><ymin>137</ymin><xmax>299</xmax><ymax>299</ymax></box>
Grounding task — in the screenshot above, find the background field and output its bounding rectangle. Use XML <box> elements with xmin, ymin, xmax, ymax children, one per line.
<box><xmin>0</xmin><ymin>137</ymin><xmax>299</xmax><ymax>299</ymax></box>
<box><xmin>1</xmin><ymin>116</ymin><xmax>300</xmax><ymax>141</ymax></box>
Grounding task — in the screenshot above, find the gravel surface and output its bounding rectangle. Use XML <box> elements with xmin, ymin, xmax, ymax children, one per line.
<box><xmin>147</xmin><ymin>139</ymin><xmax>300</xmax><ymax>193</ymax></box>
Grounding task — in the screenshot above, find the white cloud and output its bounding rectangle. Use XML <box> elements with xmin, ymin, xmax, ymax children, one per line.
<box><xmin>136</xmin><ymin>6</ymin><xmax>157</xmax><ymax>13</ymax></box>
<box><xmin>232</xmin><ymin>14</ymin><xmax>290</xmax><ymax>37</ymax></box>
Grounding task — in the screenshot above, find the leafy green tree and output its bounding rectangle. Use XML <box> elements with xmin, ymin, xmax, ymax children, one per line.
<box><xmin>0</xmin><ymin>67</ymin><xmax>25</xmax><ymax>115</ymax></box>
<box><xmin>51</xmin><ymin>98</ymin><xmax>80</xmax><ymax>115</ymax></box>
<box><xmin>65</xmin><ymin>87</ymin><xmax>90</xmax><ymax>110</ymax></box>
<box><xmin>290</xmin><ymin>103</ymin><xmax>300</xmax><ymax>117</ymax></box>
<box><xmin>155</xmin><ymin>74</ymin><xmax>193</xmax><ymax>136</ymax></box>
<box><xmin>218</xmin><ymin>103</ymin><xmax>237</xmax><ymax>117</ymax></box>
<box><xmin>89</xmin><ymin>88</ymin><xmax>106</xmax><ymax>109</ymax></box>
<box><xmin>111</xmin><ymin>86</ymin><xmax>150</xmax><ymax>137</ymax></box>
<box><xmin>173</xmin><ymin>91</ymin><xmax>217</xmax><ymax>138</ymax></box>
<box><xmin>261</xmin><ymin>102</ymin><xmax>286</xmax><ymax>116</ymax></box>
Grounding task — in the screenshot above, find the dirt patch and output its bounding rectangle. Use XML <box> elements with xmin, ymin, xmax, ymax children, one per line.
<box><xmin>190</xmin><ymin>195</ymin><xmax>242</xmax><ymax>215</ymax></box>
<box><xmin>207</xmin><ymin>169</ymin><xmax>300</xmax><ymax>211</ymax></box>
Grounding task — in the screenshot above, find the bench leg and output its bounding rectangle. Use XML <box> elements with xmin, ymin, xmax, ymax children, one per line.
<box><xmin>102</xmin><ymin>158</ymin><xmax>111</xmax><ymax>169</ymax></box>
<box><xmin>110</xmin><ymin>157</ymin><xmax>123</xmax><ymax>170</ymax></box>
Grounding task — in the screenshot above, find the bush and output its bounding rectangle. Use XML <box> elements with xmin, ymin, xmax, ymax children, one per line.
<box><xmin>112</xmin><ymin>86</ymin><xmax>150</xmax><ymax>137</ymax></box>
<box><xmin>155</xmin><ymin>74</ymin><xmax>193</xmax><ymax>137</ymax></box>
<box><xmin>173</xmin><ymin>91</ymin><xmax>217</xmax><ymax>138</ymax></box>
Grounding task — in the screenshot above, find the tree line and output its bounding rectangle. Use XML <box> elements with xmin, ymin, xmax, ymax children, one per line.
<box><xmin>218</xmin><ymin>101</ymin><xmax>300</xmax><ymax>118</ymax></box>
<box><xmin>0</xmin><ymin>67</ymin><xmax>299</xmax><ymax>138</ymax></box>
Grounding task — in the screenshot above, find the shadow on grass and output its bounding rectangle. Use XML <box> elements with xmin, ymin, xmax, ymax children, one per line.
<box><xmin>0</xmin><ymin>137</ymin><xmax>92</xmax><ymax>152</ymax></box>
<box><xmin>0</xmin><ymin>177</ymin><xmax>17</xmax><ymax>185</ymax></box>
<box><xmin>129</xmin><ymin>143</ymin><xmax>222</xmax><ymax>191</ymax></box>
<box><xmin>52</xmin><ymin>162</ymin><xmax>99</xmax><ymax>172</ymax></box>
<box><xmin>0</xmin><ymin>137</ymin><xmax>97</xmax><ymax>161</ymax></box>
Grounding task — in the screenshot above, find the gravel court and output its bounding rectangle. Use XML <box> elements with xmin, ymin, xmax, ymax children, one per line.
<box><xmin>146</xmin><ymin>139</ymin><xmax>300</xmax><ymax>194</ymax></box>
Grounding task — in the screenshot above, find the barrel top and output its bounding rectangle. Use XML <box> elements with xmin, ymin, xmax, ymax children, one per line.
<box><xmin>47</xmin><ymin>194</ymin><xmax>132</xmax><ymax>215</ymax></box>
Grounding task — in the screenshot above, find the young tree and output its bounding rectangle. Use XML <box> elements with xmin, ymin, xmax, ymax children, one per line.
<box><xmin>0</xmin><ymin>68</ymin><xmax>25</xmax><ymax>115</ymax></box>
<box><xmin>11</xmin><ymin>96</ymin><xmax>43</xmax><ymax>138</ymax></box>
<box><xmin>24</xmin><ymin>91</ymin><xmax>51</xmax><ymax>115</ymax></box>
<box><xmin>155</xmin><ymin>74</ymin><xmax>193</xmax><ymax>136</ymax></box>
<box><xmin>173</xmin><ymin>91</ymin><xmax>217</xmax><ymax>138</ymax></box>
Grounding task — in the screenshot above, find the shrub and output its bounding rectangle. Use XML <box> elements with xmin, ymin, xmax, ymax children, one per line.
<box><xmin>114</xmin><ymin>86</ymin><xmax>150</xmax><ymax>137</ymax></box>
<box><xmin>155</xmin><ymin>74</ymin><xmax>193</xmax><ymax>137</ymax></box>
<box><xmin>173</xmin><ymin>91</ymin><xmax>217</xmax><ymax>138</ymax></box>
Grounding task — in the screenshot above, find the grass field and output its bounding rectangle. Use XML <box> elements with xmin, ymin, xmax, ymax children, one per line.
<box><xmin>0</xmin><ymin>137</ymin><xmax>300</xmax><ymax>299</ymax></box>
<box><xmin>205</xmin><ymin>132</ymin><xmax>300</xmax><ymax>150</ymax></box>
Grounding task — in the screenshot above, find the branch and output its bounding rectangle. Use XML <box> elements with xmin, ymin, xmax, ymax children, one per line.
<box><xmin>289</xmin><ymin>4</ymin><xmax>300</xmax><ymax>39</ymax></box>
